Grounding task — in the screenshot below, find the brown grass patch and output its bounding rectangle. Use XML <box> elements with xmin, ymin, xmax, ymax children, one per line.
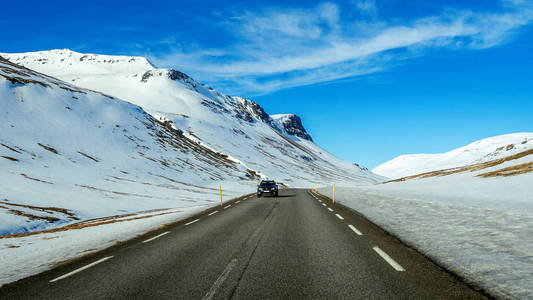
<box><xmin>0</xmin><ymin>205</ymin><xmax>60</xmax><ymax>222</ymax></box>
<box><xmin>477</xmin><ymin>161</ymin><xmax>533</xmax><ymax>178</ymax></box>
<box><xmin>1</xmin><ymin>143</ymin><xmax>22</xmax><ymax>154</ymax></box>
<box><xmin>1</xmin><ymin>156</ymin><xmax>18</xmax><ymax>161</ymax></box>
<box><xmin>20</xmin><ymin>173</ymin><xmax>54</xmax><ymax>184</ymax></box>
<box><xmin>0</xmin><ymin>200</ymin><xmax>78</xmax><ymax>219</ymax></box>
<box><xmin>37</xmin><ymin>143</ymin><xmax>59</xmax><ymax>154</ymax></box>
<box><xmin>0</xmin><ymin>210</ymin><xmax>179</xmax><ymax>239</ymax></box>
<box><xmin>385</xmin><ymin>148</ymin><xmax>533</xmax><ymax>183</ymax></box>
<box><xmin>77</xmin><ymin>151</ymin><xmax>99</xmax><ymax>162</ymax></box>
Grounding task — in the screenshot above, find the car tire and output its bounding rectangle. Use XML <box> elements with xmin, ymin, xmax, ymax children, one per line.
<box><xmin>275</xmin><ymin>192</ymin><xmax>278</xmax><ymax>197</ymax></box>
<box><xmin>257</xmin><ymin>193</ymin><xmax>262</xmax><ymax>197</ymax></box>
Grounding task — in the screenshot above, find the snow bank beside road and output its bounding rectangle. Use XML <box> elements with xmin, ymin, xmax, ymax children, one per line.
<box><xmin>0</xmin><ymin>204</ymin><xmax>214</xmax><ymax>286</ymax></box>
<box><xmin>318</xmin><ymin>174</ymin><xmax>533</xmax><ymax>299</ymax></box>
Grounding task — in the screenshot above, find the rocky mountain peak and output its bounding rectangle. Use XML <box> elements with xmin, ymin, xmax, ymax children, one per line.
<box><xmin>271</xmin><ymin>114</ymin><xmax>313</xmax><ymax>141</ymax></box>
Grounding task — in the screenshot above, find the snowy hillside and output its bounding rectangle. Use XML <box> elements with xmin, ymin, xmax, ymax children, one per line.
<box><xmin>2</xmin><ymin>49</ymin><xmax>382</xmax><ymax>188</ymax></box>
<box><xmin>0</xmin><ymin>56</ymin><xmax>263</xmax><ymax>237</ymax></box>
<box><xmin>373</xmin><ymin>133</ymin><xmax>533</xmax><ymax>178</ymax></box>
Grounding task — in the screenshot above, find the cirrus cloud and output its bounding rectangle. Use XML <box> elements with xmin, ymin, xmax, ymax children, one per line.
<box><xmin>150</xmin><ymin>1</ymin><xmax>533</xmax><ymax>96</ymax></box>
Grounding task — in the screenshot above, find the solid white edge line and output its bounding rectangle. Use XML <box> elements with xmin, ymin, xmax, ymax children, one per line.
<box><xmin>142</xmin><ymin>231</ymin><xmax>171</xmax><ymax>243</ymax></box>
<box><xmin>348</xmin><ymin>224</ymin><xmax>363</xmax><ymax>235</ymax></box>
<box><xmin>202</xmin><ymin>259</ymin><xmax>238</xmax><ymax>300</ymax></box>
<box><xmin>327</xmin><ymin>208</ymin><xmax>333</xmax><ymax>212</ymax></box>
<box><xmin>208</xmin><ymin>211</ymin><xmax>218</xmax><ymax>216</ymax></box>
<box><xmin>224</xmin><ymin>204</ymin><xmax>232</xmax><ymax>209</ymax></box>
<box><xmin>373</xmin><ymin>246</ymin><xmax>405</xmax><ymax>272</ymax></box>
<box><xmin>185</xmin><ymin>219</ymin><xmax>200</xmax><ymax>226</ymax></box>
<box><xmin>335</xmin><ymin>214</ymin><xmax>344</xmax><ymax>220</ymax></box>
<box><xmin>50</xmin><ymin>256</ymin><xmax>113</xmax><ymax>283</ymax></box>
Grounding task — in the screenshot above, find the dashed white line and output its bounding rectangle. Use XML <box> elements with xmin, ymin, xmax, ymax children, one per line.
<box><xmin>50</xmin><ymin>256</ymin><xmax>113</xmax><ymax>283</ymax></box>
<box><xmin>327</xmin><ymin>208</ymin><xmax>333</xmax><ymax>212</ymax></box>
<box><xmin>208</xmin><ymin>211</ymin><xmax>218</xmax><ymax>216</ymax></box>
<box><xmin>335</xmin><ymin>214</ymin><xmax>344</xmax><ymax>220</ymax></box>
<box><xmin>185</xmin><ymin>219</ymin><xmax>200</xmax><ymax>226</ymax></box>
<box><xmin>142</xmin><ymin>231</ymin><xmax>171</xmax><ymax>243</ymax></box>
<box><xmin>235</xmin><ymin>200</ymin><xmax>240</xmax><ymax>204</ymax></box>
<box><xmin>322</xmin><ymin>203</ymin><xmax>327</xmax><ymax>207</ymax></box>
<box><xmin>224</xmin><ymin>205</ymin><xmax>232</xmax><ymax>209</ymax></box>
<box><xmin>202</xmin><ymin>259</ymin><xmax>238</xmax><ymax>300</ymax></box>
<box><xmin>348</xmin><ymin>225</ymin><xmax>363</xmax><ymax>235</ymax></box>
<box><xmin>373</xmin><ymin>246</ymin><xmax>405</xmax><ymax>272</ymax></box>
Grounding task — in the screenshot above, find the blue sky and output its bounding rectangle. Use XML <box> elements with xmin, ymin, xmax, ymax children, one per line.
<box><xmin>2</xmin><ymin>0</ymin><xmax>533</xmax><ymax>168</ymax></box>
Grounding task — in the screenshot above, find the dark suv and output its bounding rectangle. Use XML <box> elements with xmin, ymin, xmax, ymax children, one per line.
<box><xmin>257</xmin><ymin>180</ymin><xmax>278</xmax><ymax>197</ymax></box>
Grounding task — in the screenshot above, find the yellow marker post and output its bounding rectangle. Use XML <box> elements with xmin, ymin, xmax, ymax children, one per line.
<box><xmin>333</xmin><ymin>182</ymin><xmax>336</xmax><ymax>204</ymax></box>
<box><xmin>219</xmin><ymin>184</ymin><xmax>223</xmax><ymax>206</ymax></box>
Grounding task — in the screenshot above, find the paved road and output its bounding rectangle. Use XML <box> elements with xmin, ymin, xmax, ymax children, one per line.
<box><xmin>0</xmin><ymin>189</ymin><xmax>487</xmax><ymax>299</ymax></box>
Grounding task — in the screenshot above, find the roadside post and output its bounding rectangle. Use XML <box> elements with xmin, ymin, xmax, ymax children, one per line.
<box><xmin>333</xmin><ymin>182</ymin><xmax>335</xmax><ymax>204</ymax></box>
<box><xmin>219</xmin><ymin>184</ymin><xmax>223</xmax><ymax>206</ymax></box>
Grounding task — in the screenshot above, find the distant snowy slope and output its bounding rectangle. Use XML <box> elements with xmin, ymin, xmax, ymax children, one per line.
<box><xmin>2</xmin><ymin>49</ymin><xmax>383</xmax><ymax>186</ymax></box>
<box><xmin>3</xmin><ymin>49</ymin><xmax>154</xmax><ymax>76</ymax></box>
<box><xmin>373</xmin><ymin>133</ymin><xmax>533</xmax><ymax>178</ymax></box>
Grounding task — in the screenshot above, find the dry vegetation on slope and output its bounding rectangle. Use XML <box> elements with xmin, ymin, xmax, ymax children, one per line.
<box><xmin>385</xmin><ymin>148</ymin><xmax>533</xmax><ymax>183</ymax></box>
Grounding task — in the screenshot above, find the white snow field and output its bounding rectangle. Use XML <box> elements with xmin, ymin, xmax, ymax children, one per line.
<box><xmin>0</xmin><ymin>52</ymin><xmax>381</xmax><ymax>285</ymax></box>
<box><xmin>319</xmin><ymin>142</ymin><xmax>533</xmax><ymax>299</ymax></box>
<box><xmin>374</xmin><ymin>133</ymin><xmax>533</xmax><ymax>179</ymax></box>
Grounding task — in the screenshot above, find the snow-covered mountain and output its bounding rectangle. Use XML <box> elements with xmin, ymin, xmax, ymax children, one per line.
<box><xmin>2</xmin><ymin>49</ymin><xmax>381</xmax><ymax>186</ymax></box>
<box><xmin>0</xmin><ymin>50</ymin><xmax>382</xmax><ymax>235</ymax></box>
<box><xmin>373</xmin><ymin>133</ymin><xmax>533</xmax><ymax>178</ymax></box>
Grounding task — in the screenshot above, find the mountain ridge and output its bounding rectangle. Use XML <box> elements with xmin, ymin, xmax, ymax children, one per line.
<box><xmin>374</xmin><ymin>132</ymin><xmax>533</xmax><ymax>178</ymax></box>
<box><xmin>1</xmin><ymin>49</ymin><xmax>383</xmax><ymax>189</ymax></box>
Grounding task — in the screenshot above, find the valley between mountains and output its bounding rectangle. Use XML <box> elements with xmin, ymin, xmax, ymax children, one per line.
<box><xmin>1</xmin><ymin>49</ymin><xmax>532</xmax><ymax>299</ymax></box>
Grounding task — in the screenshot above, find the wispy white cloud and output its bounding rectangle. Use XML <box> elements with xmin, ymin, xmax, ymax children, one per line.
<box><xmin>351</xmin><ymin>0</ymin><xmax>378</xmax><ymax>16</ymax></box>
<box><xmin>150</xmin><ymin>1</ymin><xmax>533</xmax><ymax>96</ymax></box>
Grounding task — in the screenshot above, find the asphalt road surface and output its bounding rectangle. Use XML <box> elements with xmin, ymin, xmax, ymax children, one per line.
<box><xmin>0</xmin><ymin>189</ymin><xmax>487</xmax><ymax>299</ymax></box>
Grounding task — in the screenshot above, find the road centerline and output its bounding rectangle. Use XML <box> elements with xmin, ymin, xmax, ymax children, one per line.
<box><xmin>327</xmin><ymin>207</ymin><xmax>333</xmax><ymax>212</ymax></box>
<box><xmin>335</xmin><ymin>214</ymin><xmax>344</xmax><ymax>220</ymax></box>
<box><xmin>224</xmin><ymin>205</ymin><xmax>232</xmax><ymax>209</ymax></box>
<box><xmin>208</xmin><ymin>211</ymin><xmax>218</xmax><ymax>216</ymax></box>
<box><xmin>49</xmin><ymin>256</ymin><xmax>113</xmax><ymax>283</ymax></box>
<box><xmin>202</xmin><ymin>258</ymin><xmax>238</xmax><ymax>300</ymax></box>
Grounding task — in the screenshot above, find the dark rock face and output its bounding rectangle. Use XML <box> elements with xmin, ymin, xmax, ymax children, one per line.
<box><xmin>141</xmin><ymin>69</ymin><xmax>193</xmax><ymax>84</ymax></box>
<box><xmin>277</xmin><ymin>114</ymin><xmax>312</xmax><ymax>141</ymax></box>
<box><xmin>231</xmin><ymin>97</ymin><xmax>273</xmax><ymax>125</ymax></box>
<box><xmin>140</xmin><ymin>71</ymin><xmax>153</xmax><ymax>83</ymax></box>
<box><xmin>167</xmin><ymin>69</ymin><xmax>191</xmax><ymax>81</ymax></box>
